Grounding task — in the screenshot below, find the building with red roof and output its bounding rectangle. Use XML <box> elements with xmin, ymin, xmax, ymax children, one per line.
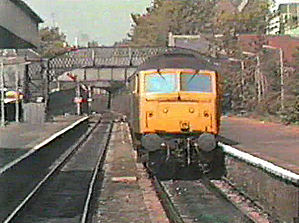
<box><xmin>238</xmin><ymin>34</ymin><xmax>299</xmax><ymax>65</ymax></box>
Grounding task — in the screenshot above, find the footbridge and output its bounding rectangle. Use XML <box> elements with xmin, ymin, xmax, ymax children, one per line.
<box><xmin>23</xmin><ymin>46</ymin><xmax>200</xmax><ymax>122</ymax></box>
<box><xmin>25</xmin><ymin>46</ymin><xmax>188</xmax><ymax>101</ymax></box>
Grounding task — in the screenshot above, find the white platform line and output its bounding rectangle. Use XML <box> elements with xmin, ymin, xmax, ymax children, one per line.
<box><xmin>219</xmin><ymin>142</ymin><xmax>299</xmax><ymax>185</ymax></box>
<box><xmin>0</xmin><ymin>116</ymin><xmax>89</xmax><ymax>175</ymax></box>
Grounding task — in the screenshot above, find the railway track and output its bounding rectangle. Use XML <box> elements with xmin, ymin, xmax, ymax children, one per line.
<box><xmin>0</xmin><ymin>114</ymin><xmax>113</xmax><ymax>223</ymax></box>
<box><xmin>152</xmin><ymin>172</ymin><xmax>257</xmax><ymax>223</ymax></box>
<box><xmin>1</xmin><ymin>113</ymin><xmax>295</xmax><ymax>223</ymax></box>
<box><xmin>128</xmin><ymin>136</ymin><xmax>266</xmax><ymax>221</ymax></box>
<box><xmin>147</xmin><ymin>144</ymin><xmax>297</xmax><ymax>223</ymax></box>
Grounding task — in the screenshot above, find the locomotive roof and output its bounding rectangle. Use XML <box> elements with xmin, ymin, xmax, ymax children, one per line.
<box><xmin>136</xmin><ymin>52</ymin><xmax>217</xmax><ymax>72</ymax></box>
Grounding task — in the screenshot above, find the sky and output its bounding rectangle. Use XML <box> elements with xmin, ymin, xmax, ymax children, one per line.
<box><xmin>24</xmin><ymin>0</ymin><xmax>151</xmax><ymax>46</ymax></box>
<box><xmin>23</xmin><ymin>0</ymin><xmax>297</xmax><ymax>46</ymax></box>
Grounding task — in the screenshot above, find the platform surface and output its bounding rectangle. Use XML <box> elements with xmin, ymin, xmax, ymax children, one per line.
<box><xmin>0</xmin><ymin>115</ymin><xmax>85</xmax><ymax>168</ymax></box>
<box><xmin>220</xmin><ymin>116</ymin><xmax>299</xmax><ymax>174</ymax></box>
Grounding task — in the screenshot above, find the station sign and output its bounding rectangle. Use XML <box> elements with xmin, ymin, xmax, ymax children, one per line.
<box><xmin>74</xmin><ymin>97</ymin><xmax>83</xmax><ymax>103</ymax></box>
<box><xmin>74</xmin><ymin>97</ymin><xmax>88</xmax><ymax>103</ymax></box>
<box><xmin>3</xmin><ymin>90</ymin><xmax>23</xmax><ymax>103</ymax></box>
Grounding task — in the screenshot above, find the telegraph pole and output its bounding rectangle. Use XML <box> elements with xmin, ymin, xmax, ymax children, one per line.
<box><xmin>256</xmin><ymin>55</ymin><xmax>262</xmax><ymax>103</ymax></box>
<box><xmin>262</xmin><ymin>45</ymin><xmax>284</xmax><ymax>112</ymax></box>
<box><xmin>88</xmin><ymin>85</ymin><xmax>92</xmax><ymax>114</ymax></box>
<box><xmin>76</xmin><ymin>82</ymin><xmax>81</xmax><ymax>115</ymax></box>
<box><xmin>228</xmin><ymin>57</ymin><xmax>246</xmax><ymax>108</ymax></box>
<box><xmin>15</xmin><ymin>70</ymin><xmax>20</xmax><ymax>122</ymax></box>
<box><xmin>279</xmin><ymin>48</ymin><xmax>284</xmax><ymax>112</ymax></box>
<box><xmin>243</xmin><ymin>51</ymin><xmax>261</xmax><ymax>103</ymax></box>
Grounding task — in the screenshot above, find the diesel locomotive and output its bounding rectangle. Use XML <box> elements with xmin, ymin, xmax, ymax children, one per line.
<box><xmin>128</xmin><ymin>52</ymin><xmax>222</xmax><ymax>177</ymax></box>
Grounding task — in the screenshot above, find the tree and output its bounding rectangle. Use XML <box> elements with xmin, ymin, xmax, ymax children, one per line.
<box><xmin>39</xmin><ymin>27</ymin><xmax>68</xmax><ymax>58</ymax></box>
<box><xmin>281</xmin><ymin>47</ymin><xmax>299</xmax><ymax>123</ymax></box>
<box><xmin>130</xmin><ymin>1</ymin><xmax>183</xmax><ymax>46</ymax></box>
<box><xmin>129</xmin><ymin>0</ymin><xmax>217</xmax><ymax>46</ymax></box>
<box><xmin>129</xmin><ymin>0</ymin><xmax>299</xmax><ymax>123</ymax></box>
<box><xmin>211</xmin><ymin>0</ymin><xmax>271</xmax><ymax>57</ymax></box>
<box><xmin>88</xmin><ymin>41</ymin><xmax>100</xmax><ymax>48</ymax></box>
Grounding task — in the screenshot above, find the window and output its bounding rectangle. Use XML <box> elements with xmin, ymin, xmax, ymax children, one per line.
<box><xmin>145</xmin><ymin>73</ymin><xmax>177</xmax><ymax>93</ymax></box>
<box><xmin>180</xmin><ymin>73</ymin><xmax>212</xmax><ymax>93</ymax></box>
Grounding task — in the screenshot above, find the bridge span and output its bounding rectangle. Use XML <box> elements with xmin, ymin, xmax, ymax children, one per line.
<box><xmin>23</xmin><ymin>46</ymin><xmax>204</xmax><ymax>123</ymax></box>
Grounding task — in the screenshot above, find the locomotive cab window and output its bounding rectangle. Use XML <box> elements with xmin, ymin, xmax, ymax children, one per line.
<box><xmin>180</xmin><ymin>73</ymin><xmax>212</xmax><ymax>93</ymax></box>
<box><xmin>145</xmin><ymin>72</ymin><xmax>177</xmax><ymax>93</ymax></box>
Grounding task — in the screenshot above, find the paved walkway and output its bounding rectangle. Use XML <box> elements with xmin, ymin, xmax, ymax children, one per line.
<box><xmin>0</xmin><ymin>115</ymin><xmax>84</xmax><ymax>149</ymax></box>
<box><xmin>95</xmin><ymin>122</ymin><xmax>169</xmax><ymax>223</ymax></box>
<box><xmin>0</xmin><ymin>115</ymin><xmax>86</xmax><ymax>169</ymax></box>
<box><xmin>220</xmin><ymin>116</ymin><xmax>299</xmax><ymax>174</ymax></box>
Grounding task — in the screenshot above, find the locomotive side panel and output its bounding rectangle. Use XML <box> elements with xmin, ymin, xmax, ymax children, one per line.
<box><xmin>128</xmin><ymin>73</ymin><xmax>141</xmax><ymax>137</ymax></box>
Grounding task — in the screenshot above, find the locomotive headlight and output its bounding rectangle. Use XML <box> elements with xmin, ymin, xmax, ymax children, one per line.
<box><xmin>189</xmin><ymin>108</ymin><xmax>195</xmax><ymax>113</ymax></box>
<box><xmin>160</xmin><ymin>142</ymin><xmax>167</xmax><ymax>149</ymax></box>
<box><xmin>163</xmin><ymin>108</ymin><xmax>168</xmax><ymax>113</ymax></box>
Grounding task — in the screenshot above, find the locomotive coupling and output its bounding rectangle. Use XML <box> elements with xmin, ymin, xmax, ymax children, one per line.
<box><xmin>180</xmin><ymin>121</ymin><xmax>190</xmax><ymax>131</ymax></box>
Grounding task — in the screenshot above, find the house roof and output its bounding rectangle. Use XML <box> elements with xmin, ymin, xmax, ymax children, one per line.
<box><xmin>10</xmin><ymin>0</ymin><xmax>43</xmax><ymax>23</ymax></box>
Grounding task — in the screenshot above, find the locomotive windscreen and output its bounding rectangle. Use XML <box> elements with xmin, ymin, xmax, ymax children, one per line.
<box><xmin>180</xmin><ymin>73</ymin><xmax>212</xmax><ymax>93</ymax></box>
<box><xmin>145</xmin><ymin>73</ymin><xmax>177</xmax><ymax>93</ymax></box>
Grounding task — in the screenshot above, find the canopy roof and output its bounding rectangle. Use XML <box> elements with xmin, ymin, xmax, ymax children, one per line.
<box><xmin>10</xmin><ymin>0</ymin><xmax>43</xmax><ymax>23</ymax></box>
<box><xmin>0</xmin><ymin>0</ymin><xmax>43</xmax><ymax>48</ymax></box>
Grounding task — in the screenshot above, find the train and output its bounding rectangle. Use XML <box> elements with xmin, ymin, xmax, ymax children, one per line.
<box><xmin>127</xmin><ymin>52</ymin><xmax>222</xmax><ymax>178</ymax></box>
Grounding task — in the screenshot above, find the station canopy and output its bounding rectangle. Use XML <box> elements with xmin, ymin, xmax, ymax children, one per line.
<box><xmin>0</xmin><ymin>0</ymin><xmax>43</xmax><ymax>49</ymax></box>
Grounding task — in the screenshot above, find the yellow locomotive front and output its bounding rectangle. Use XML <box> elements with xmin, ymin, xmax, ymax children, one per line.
<box><xmin>129</xmin><ymin>53</ymin><xmax>222</xmax><ymax>178</ymax></box>
<box><xmin>140</xmin><ymin>69</ymin><xmax>219</xmax><ymax>135</ymax></box>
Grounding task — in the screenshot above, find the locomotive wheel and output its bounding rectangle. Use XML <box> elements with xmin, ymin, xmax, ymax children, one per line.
<box><xmin>204</xmin><ymin>147</ymin><xmax>225</xmax><ymax>179</ymax></box>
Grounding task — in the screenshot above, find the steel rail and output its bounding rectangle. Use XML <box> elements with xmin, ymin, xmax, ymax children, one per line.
<box><xmin>155</xmin><ymin>175</ymin><xmax>253</xmax><ymax>223</ymax></box>
<box><xmin>0</xmin><ymin>116</ymin><xmax>89</xmax><ymax>175</ymax></box>
<box><xmin>151</xmin><ymin>175</ymin><xmax>185</xmax><ymax>223</ymax></box>
<box><xmin>80</xmin><ymin>122</ymin><xmax>113</xmax><ymax>223</ymax></box>
<box><xmin>3</xmin><ymin>116</ymin><xmax>101</xmax><ymax>223</ymax></box>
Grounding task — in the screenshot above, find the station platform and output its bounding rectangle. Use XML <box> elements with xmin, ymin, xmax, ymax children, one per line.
<box><xmin>220</xmin><ymin>116</ymin><xmax>299</xmax><ymax>174</ymax></box>
<box><xmin>0</xmin><ymin>115</ymin><xmax>87</xmax><ymax>169</ymax></box>
<box><xmin>96</xmin><ymin>121</ymin><xmax>169</xmax><ymax>223</ymax></box>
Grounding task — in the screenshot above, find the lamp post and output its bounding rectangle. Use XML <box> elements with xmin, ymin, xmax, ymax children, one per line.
<box><xmin>0</xmin><ymin>61</ymin><xmax>4</xmax><ymax>127</ymax></box>
<box><xmin>14</xmin><ymin>61</ymin><xmax>30</xmax><ymax>123</ymax></box>
<box><xmin>15</xmin><ymin>71</ymin><xmax>20</xmax><ymax>123</ymax></box>
<box><xmin>243</xmin><ymin>51</ymin><xmax>262</xmax><ymax>103</ymax></box>
<box><xmin>262</xmin><ymin>45</ymin><xmax>284</xmax><ymax>112</ymax></box>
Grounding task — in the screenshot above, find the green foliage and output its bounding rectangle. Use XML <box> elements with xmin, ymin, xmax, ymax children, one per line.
<box><xmin>130</xmin><ymin>1</ymin><xmax>182</xmax><ymax>46</ymax></box>
<box><xmin>88</xmin><ymin>41</ymin><xmax>99</xmax><ymax>47</ymax></box>
<box><xmin>281</xmin><ymin>48</ymin><xmax>299</xmax><ymax>123</ymax></box>
<box><xmin>129</xmin><ymin>0</ymin><xmax>297</xmax><ymax>123</ymax></box>
<box><xmin>39</xmin><ymin>27</ymin><xmax>67</xmax><ymax>58</ymax></box>
<box><xmin>130</xmin><ymin>0</ymin><xmax>219</xmax><ymax>46</ymax></box>
<box><xmin>130</xmin><ymin>0</ymin><xmax>270</xmax><ymax>49</ymax></box>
